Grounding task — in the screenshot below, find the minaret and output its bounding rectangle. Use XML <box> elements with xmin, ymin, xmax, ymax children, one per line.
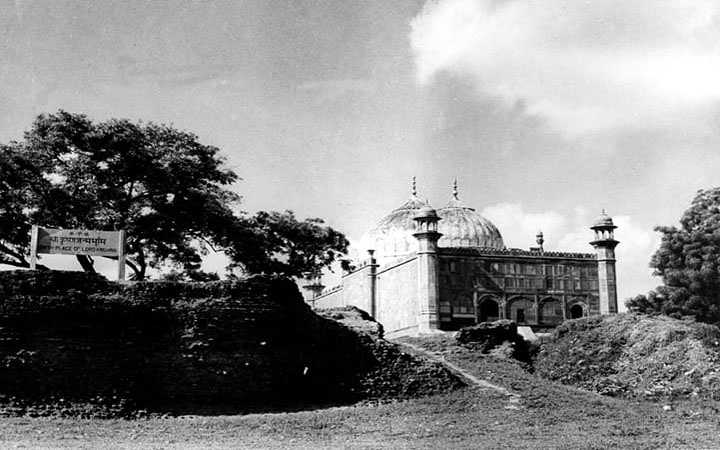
<box><xmin>590</xmin><ymin>210</ymin><xmax>619</xmax><ymax>315</ymax></box>
<box><xmin>413</xmin><ymin>205</ymin><xmax>442</xmax><ymax>332</ymax></box>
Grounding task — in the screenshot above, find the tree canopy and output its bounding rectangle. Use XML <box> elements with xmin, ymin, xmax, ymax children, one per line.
<box><xmin>627</xmin><ymin>188</ymin><xmax>720</xmax><ymax>325</ymax></box>
<box><xmin>0</xmin><ymin>111</ymin><xmax>348</xmax><ymax>280</ymax></box>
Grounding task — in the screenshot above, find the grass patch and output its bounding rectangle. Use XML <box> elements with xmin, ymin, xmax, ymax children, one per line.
<box><xmin>4</xmin><ymin>332</ymin><xmax>719</xmax><ymax>448</ymax></box>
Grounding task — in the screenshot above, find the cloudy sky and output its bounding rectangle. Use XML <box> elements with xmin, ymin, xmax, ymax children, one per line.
<box><xmin>3</xmin><ymin>0</ymin><xmax>720</xmax><ymax>303</ymax></box>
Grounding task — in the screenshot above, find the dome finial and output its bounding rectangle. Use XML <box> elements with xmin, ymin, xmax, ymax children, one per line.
<box><xmin>452</xmin><ymin>177</ymin><xmax>459</xmax><ymax>200</ymax></box>
<box><xmin>411</xmin><ymin>176</ymin><xmax>417</xmax><ymax>197</ymax></box>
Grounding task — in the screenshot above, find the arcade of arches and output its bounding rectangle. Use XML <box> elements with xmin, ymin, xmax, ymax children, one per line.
<box><xmin>438</xmin><ymin>251</ymin><xmax>601</xmax><ymax>330</ymax></box>
<box><xmin>475</xmin><ymin>295</ymin><xmax>587</xmax><ymax>327</ymax></box>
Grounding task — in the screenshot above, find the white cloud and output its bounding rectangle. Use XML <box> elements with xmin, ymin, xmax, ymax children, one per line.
<box><xmin>410</xmin><ymin>0</ymin><xmax>720</xmax><ymax>134</ymax></box>
<box><xmin>482</xmin><ymin>203</ymin><xmax>660</xmax><ymax>307</ymax></box>
<box><xmin>482</xmin><ymin>203</ymin><xmax>567</xmax><ymax>248</ymax></box>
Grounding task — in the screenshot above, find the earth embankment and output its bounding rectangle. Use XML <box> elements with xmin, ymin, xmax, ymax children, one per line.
<box><xmin>535</xmin><ymin>313</ymin><xmax>720</xmax><ymax>399</ymax></box>
<box><xmin>0</xmin><ymin>270</ymin><xmax>461</xmax><ymax>416</ymax></box>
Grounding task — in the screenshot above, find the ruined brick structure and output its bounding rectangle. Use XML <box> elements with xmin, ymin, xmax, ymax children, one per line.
<box><xmin>310</xmin><ymin>180</ymin><xmax>619</xmax><ymax>336</ymax></box>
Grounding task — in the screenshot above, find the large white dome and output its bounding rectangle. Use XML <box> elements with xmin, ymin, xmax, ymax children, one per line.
<box><xmin>360</xmin><ymin>186</ymin><xmax>505</xmax><ymax>262</ymax></box>
<box><xmin>361</xmin><ymin>194</ymin><xmax>429</xmax><ymax>261</ymax></box>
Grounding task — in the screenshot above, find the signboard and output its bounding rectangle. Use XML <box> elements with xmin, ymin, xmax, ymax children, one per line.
<box><xmin>36</xmin><ymin>228</ymin><xmax>120</xmax><ymax>256</ymax></box>
<box><xmin>30</xmin><ymin>226</ymin><xmax>127</xmax><ymax>280</ymax></box>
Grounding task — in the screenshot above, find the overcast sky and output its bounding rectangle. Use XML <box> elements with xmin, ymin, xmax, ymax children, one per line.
<box><xmin>3</xmin><ymin>0</ymin><xmax>720</xmax><ymax>302</ymax></box>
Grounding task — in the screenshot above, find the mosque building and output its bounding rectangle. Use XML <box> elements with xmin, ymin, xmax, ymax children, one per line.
<box><xmin>307</xmin><ymin>179</ymin><xmax>619</xmax><ymax>336</ymax></box>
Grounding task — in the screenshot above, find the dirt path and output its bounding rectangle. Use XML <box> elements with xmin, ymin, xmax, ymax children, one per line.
<box><xmin>394</xmin><ymin>340</ymin><xmax>522</xmax><ymax>410</ymax></box>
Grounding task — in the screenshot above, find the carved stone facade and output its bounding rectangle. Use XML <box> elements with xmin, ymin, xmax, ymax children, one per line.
<box><xmin>309</xmin><ymin>182</ymin><xmax>618</xmax><ymax>336</ymax></box>
<box><xmin>437</xmin><ymin>248</ymin><xmax>599</xmax><ymax>331</ymax></box>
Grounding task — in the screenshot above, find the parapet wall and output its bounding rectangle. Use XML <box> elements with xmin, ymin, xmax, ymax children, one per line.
<box><xmin>313</xmin><ymin>284</ymin><xmax>344</xmax><ymax>308</ymax></box>
<box><xmin>313</xmin><ymin>264</ymin><xmax>375</xmax><ymax>312</ymax></box>
<box><xmin>376</xmin><ymin>256</ymin><xmax>418</xmax><ymax>335</ymax></box>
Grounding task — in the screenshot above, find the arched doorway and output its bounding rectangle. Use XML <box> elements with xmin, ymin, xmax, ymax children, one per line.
<box><xmin>507</xmin><ymin>297</ymin><xmax>535</xmax><ymax>324</ymax></box>
<box><xmin>570</xmin><ymin>304</ymin><xmax>584</xmax><ymax>319</ymax></box>
<box><xmin>478</xmin><ymin>298</ymin><xmax>499</xmax><ymax>322</ymax></box>
<box><xmin>539</xmin><ymin>298</ymin><xmax>562</xmax><ymax>325</ymax></box>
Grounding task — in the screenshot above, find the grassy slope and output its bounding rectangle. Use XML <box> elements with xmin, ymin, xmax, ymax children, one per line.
<box><xmin>2</xmin><ymin>334</ymin><xmax>720</xmax><ymax>449</ymax></box>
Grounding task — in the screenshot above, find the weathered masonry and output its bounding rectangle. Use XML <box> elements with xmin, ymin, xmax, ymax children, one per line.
<box><xmin>308</xmin><ymin>180</ymin><xmax>619</xmax><ymax>336</ymax></box>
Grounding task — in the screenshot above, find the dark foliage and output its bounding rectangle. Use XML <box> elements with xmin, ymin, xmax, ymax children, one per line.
<box><xmin>627</xmin><ymin>188</ymin><xmax>720</xmax><ymax>325</ymax></box>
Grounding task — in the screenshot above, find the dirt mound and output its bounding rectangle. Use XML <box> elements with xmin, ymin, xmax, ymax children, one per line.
<box><xmin>0</xmin><ymin>271</ymin><xmax>462</xmax><ymax>417</ymax></box>
<box><xmin>535</xmin><ymin>313</ymin><xmax>720</xmax><ymax>399</ymax></box>
<box><xmin>315</xmin><ymin>306</ymin><xmax>465</xmax><ymax>400</ymax></box>
<box><xmin>316</xmin><ymin>308</ymin><xmax>464</xmax><ymax>400</ymax></box>
<box><xmin>456</xmin><ymin>320</ymin><xmax>533</xmax><ymax>362</ymax></box>
<box><xmin>316</xmin><ymin>306</ymin><xmax>384</xmax><ymax>338</ymax></box>
<box><xmin>350</xmin><ymin>334</ymin><xmax>465</xmax><ymax>400</ymax></box>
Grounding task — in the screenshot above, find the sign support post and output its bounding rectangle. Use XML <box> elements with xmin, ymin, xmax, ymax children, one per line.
<box><xmin>29</xmin><ymin>225</ymin><xmax>38</xmax><ymax>270</ymax></box>
<box><xmin>117</xmin><ymin>230</ymin><xmax>126</xmax><ymax>281</ymax></box>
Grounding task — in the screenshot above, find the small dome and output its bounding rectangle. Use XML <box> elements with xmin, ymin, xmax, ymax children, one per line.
<box><xmin>592</xmin><ymin>210</ymin><xmax>616</xmax><ymax>228</ymax></box>
<box><xmin>415</xmin><ymin>205</ymin><xmax>438</xmax><ymax>220</ymax></box>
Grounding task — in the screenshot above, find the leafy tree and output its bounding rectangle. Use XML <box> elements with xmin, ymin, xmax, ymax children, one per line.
<box><xmin>0</xmin><ymin>144</ymin><xmax>46</xmax><ymax>268</ymax></box>
<box><xmin>0</xmin><ymin>110</ymin><xmax>348</xmax><ymax>280</ymax></box>
<box><xmin>627</xmin><ymin>188</ymin><xmax>720</xmax><ymax>324</ymax></box>
<box><xmin>225</xmin><ymin>210</ymin><xmax>349</xmax><ymax>279</ymax></box>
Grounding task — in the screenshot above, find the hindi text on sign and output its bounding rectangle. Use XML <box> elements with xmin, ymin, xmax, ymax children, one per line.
<box><xmin>36</xmin><ymin>228</ymin><xmax>121</xmax><ymax>257</ymax></box>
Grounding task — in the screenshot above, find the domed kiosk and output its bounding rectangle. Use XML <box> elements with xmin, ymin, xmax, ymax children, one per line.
<box><xmin>310</xmin><ymin>179</ymin><xmax>619</xmax><ymax>337</ymax></box>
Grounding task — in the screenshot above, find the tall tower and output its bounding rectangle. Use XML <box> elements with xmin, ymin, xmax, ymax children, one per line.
<box><xmin>413</xmin><ymin>205</ymin><xmax>442</xmax><ymax>332</ymax></box>
<box><xmin>590</xmin><ymin>210</ymin><xmax>619</xmax><ymax>314</ymax></box>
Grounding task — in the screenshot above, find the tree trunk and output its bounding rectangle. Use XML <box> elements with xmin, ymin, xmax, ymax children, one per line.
<box><xmin>135</xmin><ymin>248</ymin><xmax>147</xmax><ymax>280</ymax></box>
<box><xmin>76</xmin><ymin>254</ymin><xmax>96</xmax><ymax>273</ymax></box>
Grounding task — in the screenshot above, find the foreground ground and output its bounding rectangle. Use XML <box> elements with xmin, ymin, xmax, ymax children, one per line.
<box><xmin>2</xmin><ymin>334</ymin><xmax>720</xmax><ymax>449</ymax></box>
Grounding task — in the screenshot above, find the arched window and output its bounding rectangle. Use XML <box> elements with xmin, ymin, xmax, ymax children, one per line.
<box><xmin>570</xmin><ymin>304</ymin><xmax>584</xmax><ymax>319</ymax></box>
<box><xmin>507</xmin><ymin>297</ymin><xmax>535</xmax><ymax>324</ymax></box>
